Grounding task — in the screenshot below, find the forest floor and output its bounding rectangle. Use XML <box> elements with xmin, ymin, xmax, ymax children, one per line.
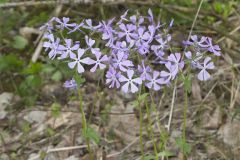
<box><xmin>0</xmin><ymin>0</ymin><xmax>240</xmax><ymax>160</ymax></box>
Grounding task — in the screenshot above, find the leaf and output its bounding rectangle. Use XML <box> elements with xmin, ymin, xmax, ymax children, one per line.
<box><xmin>158</xmin><ymin>150</ymin><xmax>174</xmax><ymax>157</ymax></box>
<box><xmin>13</xmin><ymin>35</ymin><xmax>28</xmax><ymax>49</ymax></box>
<box><xmin>42</xmin><ymin>65</ymin><xmax>55</xmax><ymax>73</ymax></box>
<box><xmin>175</xmin><ymin>137</ymin><xmax>191</xmax><ymax>155</ymax></box>
<box><xmin>213</xmin><ymin>2</ymin><xmax>223</xmax><ymax>14</ymax></box>
<box><xmin>51</xmin><ymin>103</ymin><xmax>61</xmax><ymax>118</ymax></box>
<box><xmin>51</xmin><ymin>71</ymin><xmax>62</xmax><ymax>82</ymax></box>
<box><xmin>73</xmin><ymin>74</ymin><xmax>85</xmax><ymax>87</ymax></box>
<box><xmin>184</xmin><ymin>74</ymin><xmax>192</xmax><ymax>94</ymax></box>
<box><xmin>180</xmin><ymin>74</ymin><xmax>191</xmax><ymax>94</ymax></box>
<box><xmin>0</xmin><ymin>54</ymin><xmax>23</xmax><ymax>72</ymax></box>
<box><xmin>138</xmin><ymin>93</ymin><xmax>149</xmax><ymax>102</ymax></box>
<box><xmin>22</xmin><ymin>63</ymin><xmax>42</xmax><ymax>74</ymax></box>
<box><xmin>84</xmin><ymin>127</ymin><xmax>100</xmax><ymax>145</ymax></box>
<box><xmin>143</xmin><ymin>155</ymin><xmax>155</xmax><ymax>160</ymax></box>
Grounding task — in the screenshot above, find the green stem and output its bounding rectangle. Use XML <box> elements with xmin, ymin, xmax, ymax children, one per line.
<box><xmin>78</xmin><ymin>88</ymin><xmax>93</xmax><ymax>159</ymax></box>
<box><xmin>183</xmin><ymin>87</ymin><xmax>188</xmax><ymax>141</ymax></box>
<box><xmin>145</xmin><ymin>95</ymin><xmax>159</xmax><ymax>160</ymax></box>
<box><xmin>138</xmin><ymin>97</ymin><xmax>144</xmax><ymax>159</ymax></box>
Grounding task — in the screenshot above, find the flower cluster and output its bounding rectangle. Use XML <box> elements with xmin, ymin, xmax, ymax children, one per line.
<box><xmin>41</xmin><ymin>9</ymin><xmax>221</xmax><ymax>93</ymax></box>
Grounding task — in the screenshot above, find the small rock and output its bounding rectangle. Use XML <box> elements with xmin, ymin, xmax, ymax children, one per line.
<box><xmin>65</xmin><ymin>155</ymin><xmax>78</xmax><ymax>160</ymax></box>
<box><xmin>0</xmin><ymin>153</ymin><xmax>10</xmax><ymax>160</ymax></box>
<box><xmin>24</xmin><ymin>111</ymin><xmax>47</xmax><ymax>124</ymax></box>
<box><xmin>203</xmin><ymin>106</ymin><xmax>222</xmax><ymax>129</ymax></box>
<box><xmin>218</xmin><ymin>121</ymin><xmax>240</xmax><ymax>147</ymax></box>
<box><xmin>0</xmin><ymin>92</ymin><xmax>14</xmax><ymax>119</ymax></box>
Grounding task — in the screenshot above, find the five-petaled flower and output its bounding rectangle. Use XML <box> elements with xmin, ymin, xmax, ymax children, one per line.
<box><xmin>43</xmin><ymin>34</ymin><xmax>61</xmax><ymax>59</ymax></box>
<box><xmin>88</xmin><ymin>49</ymin><xmax>109</xmax><ymax>72</ymax></box>
<box><xmin>111</xmin><ymin>51</ymin><xmax>134</xmax><ymax>72</ymax></box>
<box><xmin>68</xmin><ymin>48</ymin><xmax>91</xmax><ymax>73</ymax></box>
<box><xmin>119</xmin><ymin>70</ymin><xmax>142</xmax><ymax>93</ymax></box>
<box><xmin>106</xmin><ymin>67</ymin><xmax>121</xmax><ymax>89</ymax></box>
<box><xmin>58</xmin><ymin>39</ymin><xmax>79</xmax><ymax>59</ymax></box>
<box><xmin>145</xmin><ymin>71</ymin><xmax>164</xmax><ymax>91</ymax></box>
<box><xmin>197</xmin><ymin>57</ymin><xmax>215</xmax><ymax>81</ymax></box>
<box><xmin>55</xmin><ymin>17</ymin><xmax>76</xmax><ymax>30</ymax></box>
<box><xmin>167</xmin><ymin>53</ymin><xmax>184</xmax><ymax>77</ymax></box>
<box><xmin>118</xmin><ymin>23</ymin><xmax>138</xmax><ymax>42</ymax></box>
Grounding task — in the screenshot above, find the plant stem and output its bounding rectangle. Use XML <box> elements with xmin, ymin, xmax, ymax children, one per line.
<box><xmin>183</xmin><ymin>87</ymin><xmax>188</xmax><ymax>141</ymax></box>
<box><xmin>78</xmin><ymin>88</ymin><xmax>93</xmax><ymax>159</ymax></box>
<box><xmin>138</xmin><ymin>98</ymin><xmax>144</xmax><ymax>159</ymax></box>
<box><xmin>145</xmin><ymin>95</ymin><xmax>159</xmax><ymax>160</ymax></box>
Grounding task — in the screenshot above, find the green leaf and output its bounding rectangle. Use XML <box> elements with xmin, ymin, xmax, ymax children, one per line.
<box><xmin>158</xmin><ymin>150</ymin><xmax>174</xmax><ymax>157</ymax></box>
<box><xmin>51</xmin><ymin>71</ymin><xmax>62</xmax><ymax>82</ymax></box>
<box><xmin>25</xmin><ymin>75</ymin><xmax>42</xmax><ymax>87</ymax></box>
<box><xmin>175</xmin><ymin>137</ymin><xmax>191</xmax><ymax>155</ymax></box>
<box><xmin>213</xmin><ymin>2</ymin><xmax>223</xmax><ymax>14</ymax></box>
<box><xmin>184</xmin><ymin>74</ymin><xmax>192</xmax><ymax>94</ymax></box>
<box><xmin>42</xmin><ymin>65</ymin><xmax>56</xmax><ymax>73</ymax></box>
<box><xmin>84</xmin><ymin>127</ymin><xmax>100</xmax><ymax>145</ymax></box>
<box><xmin>143</xmin><ymin>155</ymin><xmax>155</xmax><ymax>160</ymax></box>
<box><xmin>46</xmin><ymin>127</ymin><xmax>55</xmax><ymax>136</ymax></box>
<box><xmin>74</xmin><ymin>74</ymin><xmax>85</xmax><ymax>87</ymax></box>
<box><xmin>13</xmin><ymin>35</ymin><xmax>28</xmax><ymax>49</ymax></box>
<box><xmin>0</xmin><ymin>54</ymin><xmax>23</xmax><ymax>72</ymax></box>
<box><xmin>51</xmin><ymin>103</ymin><xmax>61</xmax><ymax>118</ymax></box>
<box><xmin>22</xmin><ymin>122</ymin><xmax>31</xmax><ymax>134</ymax></box>
<box><xmin>22</xmin><ymin>63</ymin><xmax>42</xmax><ymax>74</ymax></box>
<box><xmin>138</xmin><ymin>93</ymin><xmax>149</xmax><ymax>102</ymax></box>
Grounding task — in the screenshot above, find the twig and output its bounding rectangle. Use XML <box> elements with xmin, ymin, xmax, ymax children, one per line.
<box><xmin>166</xmin><ymin>80</ymin><xmax>177</xmax><ymax>132</ymax></box>
<box><xmin>106</xmin><ymin>137</ymin><xmax>139</xmax><ymax>158</ymax></box>
<box><xmin>0</xmin><ymin>0</ymin><xmax>152</xmax><ymax>8</ymax></box>
<box><xmin>0</xmin><ymin>0</ymin><xmax>93</xmax><ymax>8</ymax></box>
<box><xmin>184</xmin><ymin>0</ymin><xmax>204</xmax><ymax>52</ymax></box>
<box><xmin>217</xmin><ymin>25</ymin><xmax>240</xmax><ymax>43</ymax></box>
<box><xmin>28</xmin><ymin>144</ymin><xmax>97</xmax><ymax>160</ymax></box>
<box><xmin>31</xmin><ymin>5</ymin><xmax>63</xmax><ymax>63</ymax></box>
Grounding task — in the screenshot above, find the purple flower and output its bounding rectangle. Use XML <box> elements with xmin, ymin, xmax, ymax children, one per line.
<box><xmin>118</xmin><ymin>23</ymin><xmax>137</xmax><ymax>42</ymax></box>
<box><xmin>83</xmin><ymin>19</ymin><xmax>102</xmax><ymax>31</ymax></box>
<box><xmin>151</xmin><ymin>38</ymin><xmax>169</xmax><ymax>57</ymax></box>
<box><xmin>58</xmin><ymin>39</ymin><xmax>79</xmax><ymax>59</ymax></box>
<box><xmin>169</xmin><ymin>19</ymin><xmax>174</xmax><ymax>28</ymax></box>
<box><xmin>112</xmin><ymin>40</ymin><xmax>134</xmax><ymax>52</ymax></box>
<box><xmin>106</xmin><ymin>67</ymin><xmax>121</xmax><ymax>88</ymax></box>
<box><xmin>167</xmin><ymin>53</ymin><xmax>184</xmax><ymax>76</ymax></box>
<box><xmin>68</xmin><ymin>21</ymin><xmax>84</xmax><ymax>34</ymax></box>
<box><xmin>135</xmin><ymin>27</ymin><xmax>151</xmax><ymax>46</ymax></box>
<box><xmin>119</xmin><ymin>70</ymin><xmax>142</xmax><ymax>93</ymax></box>
<box><xmin>68</xmin><ymin>48</ymin><xmax>91</xmax><ymax>73</ymax></box>
<box><xmin>88</xmin><ymin>49</ymin><xmax>108</xmax><ymax>72</ymax></box>
<box><xmin>100</xmin><ymin>18</ymin><xmax>116</xmax><ymax>47</ymax></box>
<box><xmin>117</xmin><ymin>10</ymin><xmax>129</xmax><ymax>25</ymax></box>
<box><xmin>183</xmin><ymin>35</ymin><xmax>207</xmax><ymax>48</ymax></box>
<box><xmin>197</xmin><ymin>57</ymin><xmax>215</xmax><ymax>81</ymax></box>
<box><xmin>55</xmin><ymin>17</ymin><xmax>76</xmax><ymax>30</ymax></box>
<box><xmin>148</xmin><ymin>9</ymin><xmax>154</xmax><ymax>23</ymax></box>
<box><xmin>138</xmin><ymin>60</ymin><xmax>152</xmax><ymax>81</ymax></box>
<box><xmin>160</xmin><ymin>62</ymin><xmax>177</xmax><ymax>83</ymax></box>
<box><xmin>111</xmin><ymin>51</ymin><xmax>134</xmax><ymax>72</ymax></box>
<box><xmin>43</xmin><ymin>34</ymin><xmax>60</xmax><ymax>59</ymax></box>
<box><xmin>145</xmin><ymin>71</ymin><xmax>164</xmax><ymax>91</ymax></box>
<box><xmin>63</xmin><ymin>78</ymin><xmax>77</xmax><ymax>89</ymax></box>
<box><xmin>85</xmin><ymin>35</ymin><xmax>95</xmax><ymax>49</ymax></box>
<box><xmin>205</xmin><ymin>37</ymin><xmax>221</xmax><ymax>56</ymax></box>
<box><xmin>185</xmin><ymin>51</ymin><xmax>203</xmax><ymax>68</ymax></box>
<box><xmin>137</xmin><ymin>42</ymin><xmax>150</xmax><ymax>55</ymax></box>
<box><xmin>40</xmin><ymin>17</ymin><xmax>55</xmax><ymax>32</ymax></box>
